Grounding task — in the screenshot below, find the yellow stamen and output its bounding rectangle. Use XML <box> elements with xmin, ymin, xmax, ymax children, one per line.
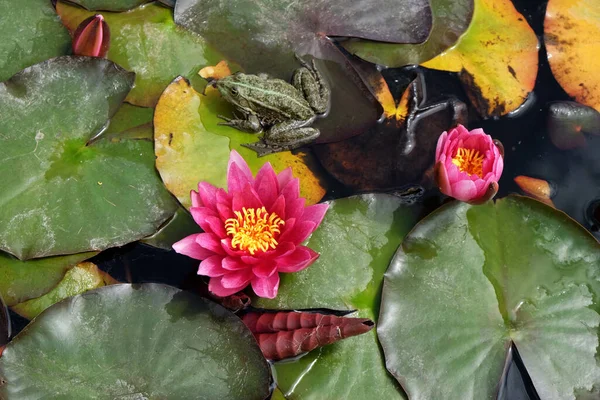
<box><xmin>224</xmin><ymin>207</ymin><xmax>285</xmax><ymax>255</ymax></box>
<box><xmin>452</xmin><ymin>147</ymin><xmax>485</xmax><ymax>177</ymax></box>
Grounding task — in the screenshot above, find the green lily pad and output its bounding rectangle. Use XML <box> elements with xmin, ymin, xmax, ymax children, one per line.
<box><xmin>0</xmin><ymin>251</ymin><xmax>96</xmax><ymax>307</ymax></box>
<box><xmin>174</xmin><ymin>0</ymin><xmax>434</xmax><ymax>143</ymax></box>
<box><xmin>0</xmin><ymin>0</ymin><xmax>71</xmax><ymax>82</ymax></box>
<box><xmin>380</xmin><ymin>196</ymin><xmax>600</xmax><ymax>399</ymax></box>
<box><xmin>0</xmin><ymin>56</ymin><xmax>178</xmax><ymax>260</ymax></box>
<box><xmin>57</xmin><ymin>1</ymin><xmax>224</xmax><ymax>107</ymax></box>
<box><xmin>67</xmin><ymin>0</ymin><xmax>148</xmax><ymax>12</ymax></box>
<box><xmin>141</xmin><ymin>206</ymin><xmax>201</xmax><ymax>250</ymax></box>
<box><xmin>11</xmin><ymin>262</ymin><xmax>117</xmax><ymax>320</ymax></box>
<box><xmin>253</xmin><ymin>194</ymin><xmax>423</xmax><ymax>400</ymax></box>
<box><xmin>154</xmin><ymin>77</ymin><xmax>327</xmax><ymax>209</ymax></box>
<box><xmin>0</xmin><ymin>283</ymin><xmax>272</xmax><ymax>399</ymax></box>
<box><xmin>343</xmin><ymin>0</ymin><xmax>474</xmax><ymax>67</ymax></box>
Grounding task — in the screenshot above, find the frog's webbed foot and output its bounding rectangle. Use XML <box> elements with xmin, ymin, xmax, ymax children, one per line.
<box><xmin>241</xmin><ymin>142</ymin><xmax>285</xmax><ymax>157</ymax></box>
<box><xmin>292</xmin><ymin>55</ymin><xmax>330</xmax><ymax>115</ymax></box>
<box><xmin>242</xmin><ymin>122</ymin><xmax>320</xmax><ymax>157</ymax></box>
<box><xmin>217</xmin><ymin>113</ymin><xmax>263</xmax><ymax>133</ymax></box>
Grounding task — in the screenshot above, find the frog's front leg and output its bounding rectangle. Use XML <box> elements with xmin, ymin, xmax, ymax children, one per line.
<box><xmin>242</xmin><ymin>120</ymin><xmax>320</xmax><ymax>157</ymax></box>
<box><xmin>218</xmin><ymin>112</ymin><xmax>263</xmax><ymax>133</ymax></box>
<box><xmin>292</xmin><ymin>55</ymin><xmax>330</xmax><ymax>114</ymax></box>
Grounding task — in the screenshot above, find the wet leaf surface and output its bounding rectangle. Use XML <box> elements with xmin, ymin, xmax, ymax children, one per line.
<box><xmin>422</xmin><ymin>0</ymin><xmax>539</xmax><ymax>118</ymax></box>
<box><xmin>57</xmin><ymin>1</ymin><xmax>224</xmax><ymax>107</ymax></box>
<box><xmin>0</xmin><ymin>57</ymin><xmax>178</xmax><ymax>259</ymax></box>
<box><xmin>67</xmin><ymin>0</ymin><xmax>148</xmax><ymax>11</ymax></box>
<box><xmin>0</xmin><ymin>251</ymin><xmax>96</xmax><ymax>307</ymax></box>
<box><xmin>141</xmin><ymin>206</ymin><xmax>201</xmax><ymax>250</ymax></box>
<box><xmin>173</xmin><ymin>0</ymin><xmax>434</xmax><ymax>143</ymax></box>
<box><xmin>344</xmin><ymin>0</ymin><xmax>474</xmax><ymax>67</ymax></box>
<box><xmin>0</xmin><ymin>284</ymin><xmax>272</xmax><ymax>399</ymax></box>
<box><xmin>0</xmin><ymin>0</ymin><xmax>71</xmax><ymax>82</ymax></box>
<box><xmin>380</xmin><ymin>196</ymin><xmax>600</xmax><ymax>399</ymax></box>
<box><xmin>154</xmin><ymin>77</ymin><xmax>327</xmax><ymax>209</ymax></box>
<box><xmin>314</xmin><ymin>67</ymin><xmax>467</xmax><ymax>192</ymax></box>
<box><xmin>547</xmin><ymin>101</ymin><xmax>600</xmax><ymax>150</ymax></box>
<box><xmin>253</xmin><ymin>194</ymin><xmax>423</xmax><ymax>400</ymax></box>
<box><xmin>11</xmin><ymin>262</ymin><xmax>117</xmax><ymax>320</ymax></box>
<box><xmin>545</xmin><ymin>0</ymin><xmax>600</xmax><ymax>112</ymax></box>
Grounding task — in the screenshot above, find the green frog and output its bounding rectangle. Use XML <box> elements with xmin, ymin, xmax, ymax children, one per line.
<box><xmin>214</xmin><ymin>55</ymin><xmax>330</xmax><ymax>157</ymax></box>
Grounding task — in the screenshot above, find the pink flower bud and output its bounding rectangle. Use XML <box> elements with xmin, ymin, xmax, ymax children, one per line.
<box><xmin>434</xmin><ymin>125</ymin><xmax>504</xmax><ymax>204</ymax></box>
<box><xmin>72</xmin><ymin>14</ymin><xmax>110</xmax><ymax>58</ymax></box>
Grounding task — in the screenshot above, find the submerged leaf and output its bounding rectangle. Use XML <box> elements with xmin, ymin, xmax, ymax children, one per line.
<box><xmin>0</xmin><ymin>284</ymin><xmax>272</xmax><ymax>399</ymax></box>
<box><xmin>0</xmin><ymin>57</ymin><xmax>178</xmax><ymax>259</ymax></box>
<box><xmin>545</xmin><ymin>0</ymin><xmax>600</xmax><ymax>112</ymax></box>
<box><xmin>242</xmin><ymin>311</ymin><xmax>374</xmax><ymax>361</ymax></box>
<box><xmin>422</xmin><ymin>0</ymin><xmax>539</xmax><ymax>118</ymax></box>
<box><xmin>380</xmin><ymin>196</ymin><xmax>600</xmax><ymax>399</ymax></box>
<box><xmin>0</xmin><ymin>0</ymin><xmax>71</xmax><ymax>82</ymax></box>
<box><xmin>344</xmin><ymin>0</ymin><xmax>474</xmax><ymax>67</ymax></box>
<box><xmin>154</xmin><ymin>77</ymin><xmax>326</xmax><ymax>209</ymax></box>
<box><xmin>547</xmin><ymin>101</ymin><xmax>600</xmax><ymax>150</ymax></box>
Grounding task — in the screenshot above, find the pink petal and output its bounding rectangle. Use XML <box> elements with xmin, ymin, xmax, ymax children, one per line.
<box><xmin>205</xmin><ymin>216</ymin><xmax>227</xmax><ymax>238</ymax></box>
<box><xmin>196</xmin><ymin>233</ymin><xmax>226</xmax><ymax>255</ymax></box>
<box><xmin>436</xmin><ymin>162</ymin><xmax>452</xmax><ymax>196</ymax></box>
<box><xmin>280</xmin><ymin>178</ymin><xmax>300</xmax><ymax>203</ymax></box>
<box><xmin>191</xmin><ymin>190</ymin><xmax>202</xmax><ymax>208</ymax></box>
<box><xmin>435</xmin><ymin>131</ymin><xmax>448</xmax><ymax>160</ymax></box>
<box><xmin>451</xmin><ymin>180</ymin><xmax>478</xmax><ymax>202</ymax></box>
<box><xmin>251</xmin><ymin>274</ymin><xmax>280</xmax><ymax>299</ymax></box>
<box><xmin>173</xmin><ymin>234</ymin><xmax>214</xmax><ymax>260</ymax></box>
<box><xmin>240</xmin><ymin>255</ymin><xmax>261</xmax><ymax>265</ymax></box>
<box><xmin>300</xmin><ymin>203</ymin><xmax>328</xmax><ymax>226</ymax></box>
<box><xmin>190</xmin><ymin>207</ymin><xmax>218</xmax><ymax>231</ymax></box>
<box><xmin>223</xmin><ymin>257</ymin><xmax>249</xmax><ymax>270</ymax></box>
<box><xmin>209</xmin><ymin>277</ymin><xmax>247</xmax><ymax>297</ymax></box>
<box><xmin>254</xmin><ymin>163</ymin><xmax>279</xmax><ymax>208</ymax></box>
<box><xmin>252</xmin><ymin>260</ymin><xmax>278</xmax><ymax>278</ymax></box>
<box><xmin>197</xmin><ymin>255</ymin><xmax>227</xmax><ymax>277</ymax></box>
<box><xmin>232</xmin><ymin>184</ymin><xmax>263</xmax><ymax>212</ymax></box>
<box><xmin>221</xmin><ymin>238</ymin><xmax>246</xmax><ymax>257</ymax></box>
<box><xmin>221</xmin><ymin>269</ymin><xmax>254</xmax><ymax>289</ymax></box>
<box><xmin>277</xmin><ymin>246</ymin><xmax>319</xmax><ymax>273</ymax></box>
<box><xmin>197</xmin><ymin>182</ymin><xmax>218</xmax><ymax>209</ymax></box>
<box><xmin>277</xmin><ymin>167</ymin><xmax>294</xmax><ymax>191</ymax></box>
<box><xmin>285</xmin><ymin>198</ymin><xmax>305</xmax><ymax>220</ymax></box>
<box><xmin>270</xmin><ymin>195</ymin><xmax>286</xmax><ymax>220</ymax></box>
<box><xmin>228</xmin><ymin>152</ymin><xmax>254</xmax><ymax>193</ymax></box>
<box><xmin>217</xmin><ymin>203</ymin><xmax>234</xmax><ymax>221</ymax></box>
<box><xmin>228</xmin><ymin>150</ymin><xmax>253</xmax><ymax>179</ymax></box>
<box><xmin>278</xmin><ymin>220</ymin><xmax>316</xmax><ymax>245</ymax></box>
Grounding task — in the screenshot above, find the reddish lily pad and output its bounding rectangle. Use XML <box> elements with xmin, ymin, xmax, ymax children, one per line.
<box><xmin>154</xmin><ymin>77</ymin><xmax>327</xmax><ymax>209</ymax></box>
<box><xmin>174</xmin><ymin>0</ymin><xmax>434</xmax><ymax>143</ymax></box>
<box><xmin>380</xmin><ymin>196</ymin><xmax>600</xmax><ymax>399</ymax></box>
<box><xmin>545</xmin><ymin>0</ymin><xmax>600</xmax><ymax>112</ymax></box>
<box><xmin>57</xmin><ymin>1</ymin><xmax>224</xmax><ymax>107</ymax></box>
<box><xmin>0</xmin><ymin>284</ymin><xmax>272</xmax><ymax>399</ymax></box>
<box><xmin>422</xmin><ymin>0</ymin><xmax>539</xmax><ymax>118</ymax></box>
<box><xmin>343</xmin><ymin>0</ymin><xmax>474</xmax><ymax>67</ymax></box>
<box><xmin>0</xmin><ymin>0</ymin><xmax>71</xmax><ymax>82</ymax></box>
<box><xmin>253</xmin><ymin>194</ymin><xmax>423</xmax><ymax>400</ymax></box>
<box><xmin>0</xmin><ymin>57</ymin><xmax>178</xmax><ymax>259</ymax></box>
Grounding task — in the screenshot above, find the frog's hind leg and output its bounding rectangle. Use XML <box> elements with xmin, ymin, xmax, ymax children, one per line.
<box><xmin>218</xmin><ymin>113</ymin><xmax>263</xmax><ymax>133</ymax></box>
<box><xmin>242</xmin><ymin>120</ymin><xmax>320</xmax><ymax>157</ymax></box>
<box><xmin>292</xmin><ymin>55</ymin><xmax>330</xmax><ymax>114</ymax></box>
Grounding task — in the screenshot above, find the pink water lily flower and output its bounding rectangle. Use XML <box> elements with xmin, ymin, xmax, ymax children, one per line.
<box><xmin>435</xmin><ymin>125</ymin><xmax>504</xmax><ymax>204</ymax></box>
<box><xmin>173</xmin><ymin>150</ymin><xmax>328</xmax><ymax>299</ymax></box>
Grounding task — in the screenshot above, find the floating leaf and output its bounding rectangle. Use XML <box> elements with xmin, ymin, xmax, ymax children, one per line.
<box><xmin>0</xmin><ymin>57</ymin><xmax>178</xmax><ymax>259</ymax></box>
<box><xmin>241</xmin><ymin>311</ymin><xmax>374</xmax><ymax>361</ymax></box>
<box><xmin>67</xmin><ymin>0</ymin><xmax>148</xmax><ymax>12</ymax></box>
<box><xmin>141</xmin><ymin>206</ymin><xmax>201</xmax><ymax>250</ymax></box>
<box><xmin>11</xmin><ymin>262</ymin><xmax>117</xmax><ymax>320</ymax></box>
<box><xmin>379</xmin><ymin>196</ymin><xmax>600</xmax><ymax>399</ymax></box>
<box><xmin>0</xmin><ymin>284</ymin><xmax>272</xmax><ymax>399</ymax></box>
<box><xmin>343</xmin><ymin>0</ymin><xmax>474</xmax><ymax>67</ymax></box>
<box><xmin>314</xmin><ymin>68</ymin><xmax>467</xmax><ymax>192</ymax></box>
<box><xmin>422</xmin><ymin>0</ymin><xmax>539</xmax><ymax>118</ymax></box>
<box><xmin>547</xmin><ymin>101</ymin><xmax>600</xmax><ymax>150</ymax></box>
<box><xmin>0</xmin><ymin>0</ymin><xmax>71</xmax><ymax>82</ymax></box>
<box><xmin>0</xmin><ymin>251</ymin><xmax>96</xmax><ymax>307</ymax></box>
<box><xmin>253</xmin><ymin>194</ymin><xmax>422</xmax><ymax>400</ymax></box>
<box><xmin>514</xmin><ymin>175</ymin><xmax>555</xmax><ymax>207</ymax></box>
<box><xmin>57</xmin><ymin>1</ymin><xmax>224</xmax><ymax>107</ymax></box>
<box><xmin>174</xmin><ymin>0</ymin><xmax>435</xmax><ymax>143</ymax></box>
<box><xmin>154</xmin><ymin>77</ymin><xmax>327</xmax><ymax>209</ymax></box>
<box><xmin>545</xmin><ymin>0</ymin><xmax>600</xmax><ymax>112</ymax></box>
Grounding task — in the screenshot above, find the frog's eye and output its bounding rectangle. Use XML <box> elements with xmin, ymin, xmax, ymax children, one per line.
<box><xmin>229</xmin><ymin>87</ymin><xmax>239</xmax><ymax>95</ymax></box>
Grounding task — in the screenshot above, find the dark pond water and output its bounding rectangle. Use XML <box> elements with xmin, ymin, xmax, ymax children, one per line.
<box><xmin>6</xmin><ymin>0</ymin><xmax>597</xmax><ymax>399</ymax></box>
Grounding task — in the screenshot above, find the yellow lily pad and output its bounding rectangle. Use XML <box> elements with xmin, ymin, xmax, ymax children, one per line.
<box><xmin>545</xmin><ymin>0</ymin><xmax>600</xmax><ymax>112</ymax></box>
<box><xmin>154</xmin><ymin>77</ymin><xmax>327</xmax><ymax>209</ymax></box>
<box><xmin>422</xmin><ymin>0</ymin><xmax>539</xmax><ymax>118</ymax></box>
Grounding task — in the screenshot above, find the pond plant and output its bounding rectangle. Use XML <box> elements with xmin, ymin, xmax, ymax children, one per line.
<box><xmin>0</xmin><ymin>0</ymin><xmax>599</xmax><ymax>399</ymax></box>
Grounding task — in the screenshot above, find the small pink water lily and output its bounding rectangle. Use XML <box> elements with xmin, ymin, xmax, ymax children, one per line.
<box><xmin>173</xmin><ymin>150</ymin><xmax>328</xmax><ymax>299</ymax></box>
<box><xmin>435</xmin><ymin>125</ymin><xmax>504</xmax><ymax>204</ymax></box>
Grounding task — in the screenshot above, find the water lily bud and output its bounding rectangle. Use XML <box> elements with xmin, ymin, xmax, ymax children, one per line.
<box><xmin>434</xmin><ymin>124</ymin><xmax>504</xmax><ymax>204</ymax></box>
<box><xmin>72</xmin><ymin>14</ymin><xmax>110</xmax><ymax>58</ymax></box>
